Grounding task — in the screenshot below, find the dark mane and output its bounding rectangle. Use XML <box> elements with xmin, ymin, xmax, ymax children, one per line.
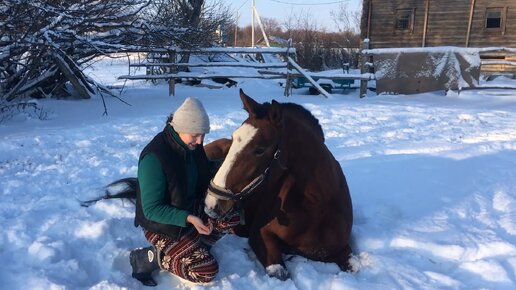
<box><xmin>280</xmin><ymin>102</ymin><xmax>325</xmax><ymax>142</ymax></box>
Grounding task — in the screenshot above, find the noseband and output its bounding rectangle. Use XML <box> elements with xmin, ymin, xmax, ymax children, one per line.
<box><xmin>207</xmin><ymin>149</ymin><xmax>282</xmax><ymax>202</ymax></box>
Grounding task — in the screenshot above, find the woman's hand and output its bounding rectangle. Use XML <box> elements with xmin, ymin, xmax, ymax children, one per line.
<box><xmin>187</xmin><ymin>214</ymin><xmax>213</xmax><ymax>235</ymax></box>
<box><xmin>208</xmin><ymin>210</ymin><xmax>241</xmax><ymax>233</ymax></box>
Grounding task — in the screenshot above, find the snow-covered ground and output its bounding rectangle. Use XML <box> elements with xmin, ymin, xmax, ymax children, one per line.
<box><xmin>1</xmin><ymin>56</ymin><xmax>516</xmax><ymax>289</ymax></box>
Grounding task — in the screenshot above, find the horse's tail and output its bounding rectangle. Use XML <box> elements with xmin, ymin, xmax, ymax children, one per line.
<box><xmin>80</xmin><ymin>177</ymin><xmax>138</xmax><ymax>207</ymax></box>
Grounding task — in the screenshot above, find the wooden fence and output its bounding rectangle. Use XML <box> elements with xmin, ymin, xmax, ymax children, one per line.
<box><xmin>119</xmin><ymin>47</ymin><xmax>295</xmax><ymax>96</ymax></box>
<box><xmin>118</xmin><ymin>45</ymin><xmax>514</xmax><ymax>98</ymax></box>
<box><xmin>362</xmin><ymin>46</ymin><xmax>516</xmax><ymax>95</ymax></box>
<box><xmin>118</xmin><ymin>46</ymin><xmax>375</xmax><ymax>98</ymax></box>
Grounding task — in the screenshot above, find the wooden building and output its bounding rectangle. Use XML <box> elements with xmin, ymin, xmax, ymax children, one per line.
<box><xmin>360</xmin><ymin>0</ymin><xmax>516</xmax><ymax>74</ymax></box>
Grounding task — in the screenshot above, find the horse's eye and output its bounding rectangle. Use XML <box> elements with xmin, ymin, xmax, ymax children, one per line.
<box><xmin>254</xmin><ymin>147</ymin><xmax>266</xmax><ymax>156</ymax></box>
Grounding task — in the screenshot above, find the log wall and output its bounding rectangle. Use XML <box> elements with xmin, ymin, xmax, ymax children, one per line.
<box><xmin>361</xmin><ymin>0</ymin><xmax>516</xmax><ymax>73</ymax></box>
<box><xmin>363</xmin><ymin>0</ymin><xmax>515</xmax><ymax>47</ymax></box>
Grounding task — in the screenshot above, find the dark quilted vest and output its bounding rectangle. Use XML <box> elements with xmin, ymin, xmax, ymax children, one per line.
<box><xmin>134</xmin><ymin>125</ymin><xmax>211</xmax><ymax>240</ymax></box>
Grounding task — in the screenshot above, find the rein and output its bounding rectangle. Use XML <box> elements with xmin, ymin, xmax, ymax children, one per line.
<box><xmin>207</xmin><ymin>149</ymin><xmax>282</xmax><ymax>202</ymax></box>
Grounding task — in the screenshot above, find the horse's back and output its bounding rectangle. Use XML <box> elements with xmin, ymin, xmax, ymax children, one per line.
<box><xmin>273</xmin><ymin>143</ymin><xmax>353</xmax><ymax>269</ymax></box>
<box><xmin>204</xmin><ymin>138</ymin><xmax>231</xmax><ymax>161</ymax></box>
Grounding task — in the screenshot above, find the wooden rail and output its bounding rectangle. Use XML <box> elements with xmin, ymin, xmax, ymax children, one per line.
<box><xmin>121</xmin><ymin>73</ymin><xmax>285</xmax><ymax>80</ymax></box>
<box><xmin>129</xmin><ymin>62</ymin><xmax>288</xmax><ymax>69</ymax></box>
<box><xmin>259</xmin><ymin>70</ymin><xmax>374</xmax><ymax>80</ymax></box>
<box><xmin>119</xmin><ymin>47</ymin><xmax>296</xmax><ymax>96</ymax></box>
<box><xmin>118</xmin><ymin>46</ymin><xmax>374</xmax><ymax>98</ymax></box>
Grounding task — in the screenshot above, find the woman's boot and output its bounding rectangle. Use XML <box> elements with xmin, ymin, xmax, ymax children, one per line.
<box><xmin>129</xmin><ymin>246</ymin><xmax>161</xmax><ymax>286</ymax></box>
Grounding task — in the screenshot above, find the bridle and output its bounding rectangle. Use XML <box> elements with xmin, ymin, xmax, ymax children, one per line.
<box><xmin>207</xmin><ymin>148</ymin><xmax>282</xmax><ymax>202</ymax></box>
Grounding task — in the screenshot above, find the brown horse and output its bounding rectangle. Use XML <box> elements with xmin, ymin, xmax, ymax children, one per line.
<box><xmin>204</xmin><ymin>89</ymin><xmax>353</xmax><ymax>280</ymax></box>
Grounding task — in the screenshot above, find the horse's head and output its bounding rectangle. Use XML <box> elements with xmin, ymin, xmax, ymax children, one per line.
<box><xmin>204</xmin><ymin>89</ymin><xmax>286</xmax><ymax>219</ymax></box>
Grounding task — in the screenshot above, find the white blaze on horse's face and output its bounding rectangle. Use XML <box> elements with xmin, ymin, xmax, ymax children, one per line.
<box><xmin>204</xmin><ymin>123</ymin><xmax>258</xmax><ymax>209</ymax></box>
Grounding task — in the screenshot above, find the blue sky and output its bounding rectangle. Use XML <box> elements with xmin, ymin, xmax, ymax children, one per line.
<box><xmin>226</xmin><ymin>0</ymin><xmax>361</xmax><ymax>32</ymax></box>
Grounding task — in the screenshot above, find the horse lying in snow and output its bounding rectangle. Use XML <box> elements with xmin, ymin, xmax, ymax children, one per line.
<box><xmin>203</xmin><ymin>90</ymin><xmax>353</xmax><ymax>280</ymax></box>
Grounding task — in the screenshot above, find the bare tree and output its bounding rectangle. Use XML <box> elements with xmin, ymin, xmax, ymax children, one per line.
<box><xmin>261</xmin><ymin>18</ymin><xmax>283</xmax><ymax>36</ymax></box>
<box><xmin>220</xmin><ymin>8</ymin><xmax>361</xmax><ymax>70</ymax></box>
<box><xmin>0</xmin><ymin>0</ymin><xmax>234</xmax><ymax>106</ymax></box>
<box><xmin>230</xmin><ymin>17</ymin><xmax>284</xmax><ymax>47</ymax></box>
<box><xmin>329</xmin><ymin>2</ymin><xmax>362</xmax><ymax>69</ymax></box>
<box><xmin>0</xmin><ymin>0</ymin><xmax>154</xmax><ymax>102</ymax></box>
<box><xmin>279</xmin><ymin>10</ymin><xmax>326</xmax><ymax>70</ymax></box>
<box><xmin>141</xmin><ymin>0</ymin><xmax>233</xmax><ymax>48</ymax></box>
<box><xmin>331</xmin><ymin>2</ymin><xmax>361</xmax><ymax>34</ymax></box>
<box><xmin>284</xmin><ymin>6</ymin><xmax>361</xmax><ymax>70</ymax></box>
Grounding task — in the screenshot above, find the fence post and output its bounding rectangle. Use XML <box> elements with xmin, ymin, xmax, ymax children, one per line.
<box><xmin>283</xmin><ymin>39</ymin><xmax>293</xmax><ymax>97</ymax></box>
<box><xmin>145</xmin><ymin>52</ymin><xmax>152</xmax><ymax>76</ymax></box>
<box><xmin>168</xmin><ymin>50</ymin><xmax>176</xmax><ymax>96</ymax></box>
<box><xmin>359</xmin><ymin>39</ymin><xmax>370</xmax><ymax>98</ymax></box>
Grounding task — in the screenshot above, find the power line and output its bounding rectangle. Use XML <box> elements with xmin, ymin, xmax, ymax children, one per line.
<box><xmin>269</xmin><ymin>0</ymin><xmax>348</xmax><ymax>5</ymax></box>
<box><xmin>237</xmin><ymin>0</ymin><xmax>249</xmax><ymax>11</ymax></box>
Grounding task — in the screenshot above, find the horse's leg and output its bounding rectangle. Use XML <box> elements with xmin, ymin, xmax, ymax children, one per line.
<box><xmin>248</xmin><ymin>229</ymin><xmax>289</xmax><ymax>280</ymax></box>
<box><xmin>333</xmin><ymin>244</ymin><xmax>353</xmax><ymax>272</ymax></box>
<box><xmin>232</xmin><ymin>224</ymin><xmax>249</xmax><ymax>237</ymax></box>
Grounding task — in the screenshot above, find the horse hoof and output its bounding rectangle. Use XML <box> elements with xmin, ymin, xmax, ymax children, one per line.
<box><xmin>266</xmin><ymin>264</ymin><xmax>290</xmax><ymax>281</ymax></box>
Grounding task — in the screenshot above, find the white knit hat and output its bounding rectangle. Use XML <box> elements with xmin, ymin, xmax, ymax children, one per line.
<box><xmin>170</xmin><ymin>97</ymin><xmax>210</xmax><ymax>134</ymax></box>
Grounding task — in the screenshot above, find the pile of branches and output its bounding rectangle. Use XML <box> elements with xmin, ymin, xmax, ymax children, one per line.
<box><xmin>0</xmin><ymin>0</ymin><xmax>232</xmax><ymax>103</ymax></box>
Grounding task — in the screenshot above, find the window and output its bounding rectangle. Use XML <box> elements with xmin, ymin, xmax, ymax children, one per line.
<box><xmin>485</xmin><ymin>8</ymin><xmax>502</xmax><ymax>29</ymax></box>
<box><xmin>396</xmin><ymin>9</ymin><xmax>414</xmax><ymax>31</ymax></box>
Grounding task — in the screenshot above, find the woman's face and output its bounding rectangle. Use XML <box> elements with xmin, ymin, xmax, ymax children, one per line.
<box><xmin>178</xmin><ymin>132</ymin><xmax>205</xmax><ymax>150</ymax></box>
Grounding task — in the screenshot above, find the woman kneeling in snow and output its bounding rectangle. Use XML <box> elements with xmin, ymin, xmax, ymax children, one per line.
<box><xmin>130</xmin><ymin>97</ymin><xmax>239</xmax><ymax>286</ymax></box>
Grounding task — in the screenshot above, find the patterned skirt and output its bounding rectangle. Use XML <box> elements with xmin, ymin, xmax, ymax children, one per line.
<box><xmin>142</xmin><ymin>211</ymin><xmax>241</xmax><ymax>283</ymax></box>
<box><xmin>144</xmin><ymin>228</ymin><xmax>218</xmax><ymax>283</ymax></box>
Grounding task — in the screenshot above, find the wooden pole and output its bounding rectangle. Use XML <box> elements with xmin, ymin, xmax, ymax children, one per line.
<box><xmin>367</xmin><ymin>0</ymin><xmax>372</xmax><ymax>39</ymax></box>
<box><xmin>234</xmin><ymin>11</ymin><xmax>238</xmax><ymax>47</ymax></box>
<box><xmin>253</xmin><ymin>6</ymin><xmax>270</xmax><ymax>47</ymax></box>
<box><xmin>284</xmin><ymin>39</ymin><xmax>293</xmax><ymax>97</ymax></box>
<box><xmin>422</xmin><ymin>0</ymin><xmax>429</xmax><ymax>47</ymax></box>
<box><xmin>465</xmin><ymin>0</ymin><xmax>476</xmax><ymax>47</ymax></box>
<box><xmin>54</xmin><ymin>53</ymin><xmax>91</xmax><ymax>99</ymax></box>
<box><xmin>251</xmin><ymin>0</ymin><xmax>255</xmax><ymax>47</ymax></box>
<box><xmin>288</xmin><ymin>57</ymin><xmax>331</xmax><ymax>99</ymax></box>
<box><xmin>359</xmin><ymin>39</ymin><xmax>370</xmax><ymax>98</ymax></box>
<box><xmin>168</xmin><ymin>51</ymin><xmax>176</xmax><ymax>96</ymax></box>
<box><xmin>168</xmin><ymin>79</ymin><xmax>175</xmax><ymax>96</ymax></box>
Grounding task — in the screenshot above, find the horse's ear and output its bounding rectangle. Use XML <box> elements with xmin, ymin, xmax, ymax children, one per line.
<box><xmin>240</xmin><ymin>89</ymin><xmax>259</xmax><ymax>115</ymax></box>
<box><xmin>269</xmin><ymin>99</ymin><xmax>283</xmax><ymax>125</ymax></box>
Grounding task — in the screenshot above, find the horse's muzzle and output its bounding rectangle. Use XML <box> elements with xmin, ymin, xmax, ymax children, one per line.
<box><xmin>204</xmin><ymin>205</ymin><xmax>219</xmax><ymax>219</ymax></box>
